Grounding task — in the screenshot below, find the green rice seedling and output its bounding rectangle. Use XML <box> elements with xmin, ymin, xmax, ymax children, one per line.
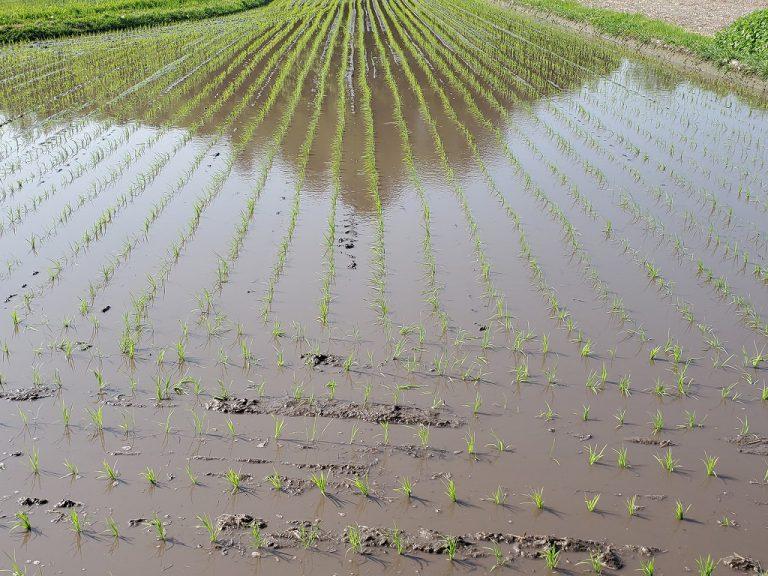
<box><xmin>618</xmin><ymin>374</ymin><xmax>631</xmax><ymax>397</ymax></box>
<box><xmin>12</xmin><ymin>511</ymin><xmax>31</xmax><ymax>532</ymax></box>
<box><xmin>539</xmin><ymin>402</ymin><xmax>556</xmax><ymax>421</ymax></box>
<box><xmin>266</xmin><ymin>470</ymin><xmax>282</xmax><ymax>491</ymax></box>
<box><xmin>185</xmin><ymin>464</ymin><xmax>199</xmax><ymax>486</ymax></box>
<box><xmin>696</xmin><ymin>555</ymin><xmax>716</xmax><ymax>576</ymax></box>
<box><xmin>298</xmin><ymin>524</ymin><xmax>319</xmax><ymax>548</ymax></box>
<box><xmin>718</xmin><ymin>516</ymin><xmax>736</xmax><ymax>527</ymax></box>
<box><xmin>353</xmin><ymin>475</ymin><xmax>370</xmax><ymax>497</ymax></box>
<box><xmin>674</xmin><ymin>499</ymin><xmax>690</xmax><ymax>520</ymax></box>
<box><xmin>626</xmin><ymin>495</ymin><xmax>639</xmax><ymax>517</ymax></box>
<box><xmin>488</xmin><ymin>431</ymin><xmax>508</xmax><ymax>452</ymax></box>
<box><xmin>527</xmin><ymin>488</ymin><xmax>544</xmax><ymax>509</ymax></box>
<box><xmin>391</xmin><ymin>524</ymin><xmax>406</xmax><ymax>555</ymax></box>
<box><xmin>655</xmin><ymin>448</ymin><xmax>679</xmax><ymax>473</ymax></box>
<box><xmin>586</xmin><ymin>444</ymin><xmax>606</xmax><ymax>466</ymax></box>
<box><xmin>444</xmin><ymin>479</ymin><xmax>457</xmax><ymax>502</ymax></box>
<box><xmin>69</xmin><ymin>510</ymin><xmax>85</xmax><ymax>534</ymax></box>
<box><xmin>651</xmin><ymin>409</ymin><xmax>664</xmax><ymax>434</ymax></box>
<box><xmin>196</xmin><ymin>514</ymin><xmax>220</xmax><ymax>543</ymax></box>
<box><xmin>703</xmin><ymin>453</ymin><xmax>719</xmax><ymax>477</ymax></box>
<box><xmin>738</xmin><ymin>416</ymin><xmax>750</xmax><ymax>435</ymax></box>
<box><xmin>379</xmin><ymin>421</ymin><xmax>390</xmax><ymax>445</ymax></box>
<box><xmin>250</xmin><ymin>523</ymin><xmax>264</xmax><ymax>549</ymax></box>
<box><xmin>149</xmin><ymin>513</ymin><xmax>166</xmax><ymax>541</ymax></box>
<box><xmin>11</xmin><ymin>310</ymin><xmax>20</xmax><ymax>329</ymax></box>
<box><xmin>543</xmin><ymin>544</ymin><xmax>560</xmax><ymax>569</ymax></box>
<box><xmin>140</xmin><ymin>467</ymin><xmax>158</xmax><ymax>486</ymax></box>
<box><xmin>653</xmin><ymin>379</ymin><xmax>668</xmax><ymax>397</ymax></box>
<box><xmin>343</xmin><ymin>352</ymin><xmax>355</xmax><ymax>372</ymax></box>
<box><xmin>465</xmin><ymin>430</ymin><xmax>476</xmax><ymax>455</ymax></box>
<box><xmin>639</xmin><ymin>558</ymin><xmax>655</xmax><ymax>575</ymax></box>
<box><xmin>224</xmin><ymin>469</ymin><xmax>241</xmax><ymax>494</ymax></box>
<box><xmin>99</xmin><ymin>460</ymin><xmax>119</xmax><ymax>482</ymax></box>
<box><xmin>28</xmin><ymin>446</ymin><xmax>40</xmax><ymax>475</ymax></box>
<box><xmin>471</xmin><ymin>391</ymin><xmax>482</xmax><ymax>416</ymax></box>
<box><xmin>346</xmin><ymin>525</ymin><xmax>363</xmax><ymax>555</ymax></box>
<box><xmin>615</xmin><ymin>447</ymin><xmax>630</xmax><ymax>469</ymax></box>
<box><xmin>416</xmin><ymin>424</ymin><xmax>430</xmax><ymax>448</ymax></box>
<box><xmin>649</xmin><ymin>346</ymin><xmax>661</xmax><ymax>362</ymax></box>
<box><xmin>395</xmin><ymin>476</ymin><xmax>412</xmax><ymax>498</ymax></box>
<box><xmin>326</xmin><ymin>379</ymin><xmax>336</xmax><ymax>399</ymax></box>
<box><xmin>64</xmin><ymin>460</ymin><xmax>79</xmax><ymax>478</ymax></box>
<box><xmin>18</xmin><ymin>408</ymin><xmax>28</xmax><ymax>427</ymax></box>
<box><xmin>86</xmin><ymin>406</ymin><xmax>104</xmax><ymax>432</ymax></box>
<box><xmin>489</xmin><ymin>486</ymin><xmax>507</xmax><ymax>505</ymax></box>
<box><xmin>444</xmin><ymin>536</ymin><xmax>458</xmax><ymax>561</ymax></box>
<box><xmin>61</xmin><ymin>402</ymin><xmax>71</xmax><ymax>428</ymax></box>
<box><xmin>582</xmin><ymin>404</ymin><xmax>591</xmax><ymax>421</ymax></box>
<box><xmin>226</xmin><ymin>418</ymin><xmax>236</xmax><ymax>439</ymax></box>
<box><xmin>105</xmin><ymin>516</ymin><xmax>119</xmax><ymax>539</ymax></box>
<box><xmin>541</xmin><ymin>333</ymin><xmax>550</xmax><ymax>355</ymax></box>
<box><xmin>582</xmin><ymin>552</ymin><xmax>605</xmax><ymax>574</ymax></box>
<box><xmin>585</xmin><ymin>493</ymin><xmax>600</xmax><ymax>512</ymax></box>
<box><xmin>580</xmin><ymin>340</ymin><xmax>592</xmax><ymax>357</ymax></box>
<box><xmin>273</xmin><ymin>416</ymin><xmax>285</xmax><ymax>440</ymax></box>
<box><xmin>311</xmin><ymin>471</ymin><xmax>328</xmax><ymax>495</ymax></box>
<box><xmin>614</xmin><ymin>408</ymin><xmax>626</xmax><ymax>428</ymax></box>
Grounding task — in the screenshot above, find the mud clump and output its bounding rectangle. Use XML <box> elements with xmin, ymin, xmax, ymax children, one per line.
<box><xmin>215</xmin><ymin>514</ymin><xmax>266</xmax><ymax>531</ymax></box>
<box><xmin>18</xmin><ymin>497</ymin><xmax>48</xmax><ymax>506</ymax></box>
<box><xmin>723</xmin><ymin>553</ymin><xmax>762</xmax><ymax>572</ymax></box>
<box><xmin>626</xmin><ymin>436</ymin><xmax>675</xmax><ymax>447</ymax></box>
<box><xmin>206</xmin><ymin>396</ymin><xmax>461</xmax><ymax>427</ymax></box>
<box><xmin>300</xmin><ymin>352</ymin><xmax>343</xmax><ymax>367</ymax></box>
<box><xmin>726</xmin><ymin>434</ymin><xmax>768</xmax><ymax>456</ymax></box>
<box><xmin>0</xmin><ymin>387</ymin><xmax>55</xmax><ymax>401</ymax></box>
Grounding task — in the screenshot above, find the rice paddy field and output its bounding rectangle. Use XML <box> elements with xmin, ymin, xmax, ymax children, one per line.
<box><xmin>1</xmin><ymin>0</ymin><xmax>768</xmax><ymax>574</ymax></box>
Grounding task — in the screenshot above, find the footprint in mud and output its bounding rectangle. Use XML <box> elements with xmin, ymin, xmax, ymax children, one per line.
<box><xmin>341</xmin><ymin>215</ymin><xmax>358</xmax><ymax>269</ymax></box>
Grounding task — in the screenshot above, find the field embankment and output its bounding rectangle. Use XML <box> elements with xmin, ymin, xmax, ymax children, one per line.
<box><xmin>0</xmin><ymin>0</ymin><xmax>272</xmax><ymax>43</ymax></box>
<box><xmin>500</xmin><ymin>0</ymin><xmax>768</xmax><ymax>77</ymax></box>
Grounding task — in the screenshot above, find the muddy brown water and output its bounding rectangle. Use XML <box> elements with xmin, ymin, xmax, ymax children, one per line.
<box><xmin>0</xmin><ymin>0</ymin><xmax>767</xmax><ymax>574</ymax></box>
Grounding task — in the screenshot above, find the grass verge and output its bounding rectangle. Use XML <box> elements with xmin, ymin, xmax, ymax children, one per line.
<box><xmin>498</xmin><ymin>0</ymin><xmax>768</xmax><ymax>77</ymax></box>
<box><xmin>0</xmin><ymin>0</ymin><xmax>272</xmax><ymax>43</ymax></box>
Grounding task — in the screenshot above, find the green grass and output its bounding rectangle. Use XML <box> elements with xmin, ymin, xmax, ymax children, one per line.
<box><xmin>0</xmin><ymin>0</ymin><xmax>272</xmax><ymax>43</ymax></box>
<box><xmin>502</xmin><ymin>0</ymin><xmax>768</xmax><ymax>77</ymax></box>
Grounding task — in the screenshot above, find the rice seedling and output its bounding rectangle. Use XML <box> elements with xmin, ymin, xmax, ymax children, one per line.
<box><xmin>273</xmin><ymin>415</ymin><xmax>285</xmax><ymax>440</ymax></box>
<box><xmin>185</xmin><ymin>464</ymin><xmax>199</xmax><ymax>486</ymax></box>
<box><xmin>69</xmin><ymin>510</ymin><xmax>85</xmax><ymax>534</ymax></box>
<box><xmin>298</xmin><ymin>523</ymin><xmax>320</xmax><ymax>549</ymax></box>
<box><xmin>64</xmin><ymin>460</ymin><xmax>79</xmax><ymax>478</ymax></box>
<box><xmin>99</xmin><ymin>460</ymin><xmax>120</xmax><ymax>483</ymax></box>
<box><xmin>250</xmin><ymin>523</ymin><xmax>264</xmax><ymax>549</ymax></box>
<box><xmin>655</xmin><ymin>448</ymin><xmax>679</xmax><ymax>473</ymax></box>
<box><xmin>352</xmin><ymin>474</ymin><xmax>370</xmax><ymax>497</ymax></box>
<box><xmin>140</xmin><ymin>467</ymin><xmax>158</xmax><ymax>486</ymax></box>
<box><xmin>105</xmin><ymin>516</ymin><xmax>120</xmax><ymax>539</ymax></box>
<box><xmin>527</xmin><ymin>487</ymin><xmax>544</xmax><ymax>509</ymax></box>
<box><xmin>696</xmin><ymin>555</ymin><xmax>716</xmax><ymax>576</ymax></box>
<box><xmin>28</xmin><ymin>446</ymin><xmax>40</xmax><ymax>475</ymax></box>
<box><xmin>444</xmin><ymin>479</ymin><xmax>457</xmax><ymax>502</ymax></box>
<box><xmin>639</xmin><ymin>558</ymin><xmax>656</xmax><ymax>575</ymax></box>
<box><xmin>674</xmin><ymin>499</ymin><xmax>691</xmax><ymax>520</ymax></box>
<box><xmin>12</xmin><ymin>511</ymin><xmax>31</xmax><ymax>533</ymax></box>
<box><xmin>311</xmin><ymin>471</ymin><xmax>328</xmax><ymax>496</ymax></box>
<box><xmin>615</xmin><ymin>447</ymin><xmax>630</xmax><ymax>469</ymax></box>
<box><xmin>703</xmin><ymin>453</ymin><xmax>719</xmax><ymax>477</ymax></box>
<box><xmin>346</xmin><ymin>524</ymin><xmax>363</xmax><ymax>555</ymax></box>
<box><xmin>585</xmin><ymin>493</ymin><xmax>600</xmax><ymax>512</ymax></box>
<box><xmin>489</xmin><ymin>485</ymin><xmax>507</xmax><ymax>505</ymax></box>
<box><xmin>651</xmin><ymin>409</ymin><xmax>665</xmax><ymax>435</ymax></box>
<box><xmin>196</xmin><ymin>514</ymin><xmax>220</xmax><ymax>543</ymax></box>
<box><xmin>586</xmin><ymin>444</ymin><xmax>606</xmax><ymax>466</ymax></box>
<box><xmin>543</xmin><ymin>544</ymin><xmax>560</xmax><ymax>569</ymax></box>
<box><xmin>626</xmin><ymin>495</ymin><xmax>639</xmax><ymax>517</ymax></box>
<box><xmin>148</xmin><ymin>513</ymin><xmax>166</xmax><ymax>541</ymax></box>
<box><xmin>391</xmin><ymin>524</ymin><xmax>406</xmax><ymax>555</ymax></box>
<box><xmin>444</xmin><ymin>536</ymin><xmax>459</xmax><ymax>561</ymax></box>
<box><xmin>86</xmin><ymin>406</ymin><xmax>104</xmax><ymax>432</ymax></box>
<box><xmin>224</xmin><ymin>469</ymin><xmax>242</xmax><ymax>494</ymax></box>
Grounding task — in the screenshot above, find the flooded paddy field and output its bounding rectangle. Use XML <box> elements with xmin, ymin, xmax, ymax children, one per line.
<box><xmin>1</xmin><ymin>0</ymin><xmax>767</xmax><ymax>574</ymax></box>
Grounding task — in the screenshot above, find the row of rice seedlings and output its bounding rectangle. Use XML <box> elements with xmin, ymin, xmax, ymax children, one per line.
<box><xmin>370</xmin><ymin>0</ymin><xmax>510</xmax><ymax>344</ymax></box>
<box><xmin>317</xmin><ymin>0</ymin><xmax>352</xmax><ymax>327</ymax></box>
<box><xmin>412</xmin><ymin>3</ymin><xmax>737</xmax><ymax>357</ymax></box>
<box><xmin>386</xmin><ymin>0</ymin><xmax>609</xmax><ymax>363</ymax></box>
<box><xmin>13</xmin><ymin>11</ymin><xmax>314</xmax><ymax>324</ymax></box>
<box><xmin>395</xmin><ymin>0</ymin><xmax>635</xmax><ymax>351</ymax></box>
<box><xmin>0</xmin><ymin>27</ymin><xmax>232</xmax><ymax>175</ymax></box>
<box><xmin>357</xmin><ymin>0</ymin><xmax>390</xmax><ymax>333</ymax></box>
<box><xmin>259</xmin><ymin>5</ymin><xmax>345</xmax><ymax>321</ymax></box>
<box><xmin>410</xmin><ymin>0</ymin><xmax>653</xmax><ymax>347</ymax></box>
<box><xmin>368</xmin><ymin>0</ymin><xmax>450</xmax><ymax>339</ymax></box>
<box><xmin>126</xmin><ymin>2</ymin><xmax>337</xmax><ymax>345</ymax></box>
<box><xmin>73</xmin><ymin>10</ymin><xmax>315</xmax><ymax>318</ymax></box>
<box><xmin>0</xmin><ymin>15</ymin><xmax>290</xmax><ymax>222</ymax></box>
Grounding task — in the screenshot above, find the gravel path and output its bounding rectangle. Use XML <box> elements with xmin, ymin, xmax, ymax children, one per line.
<box><xmin>580</xmin><ymin>0</ymin><xmax>766</xmax><ymax>36</ymax></box>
